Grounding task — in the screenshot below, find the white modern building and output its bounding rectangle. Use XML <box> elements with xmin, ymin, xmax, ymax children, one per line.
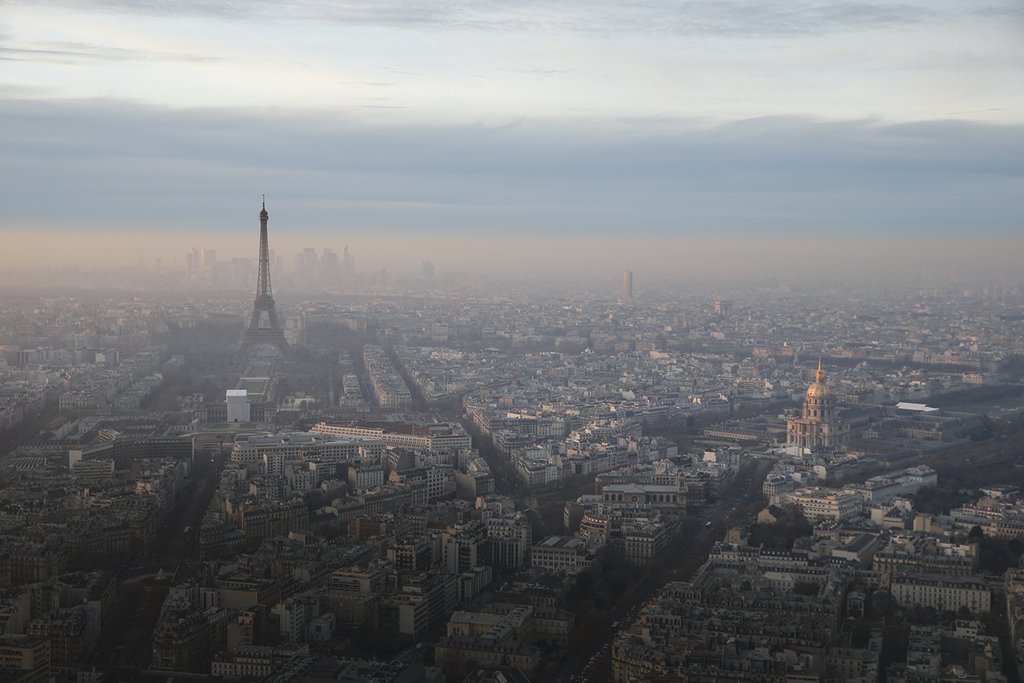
<box><xmin>226</xmin><ymin>389</ymin><xmax>250</xmax><ymax>423</ymax></box>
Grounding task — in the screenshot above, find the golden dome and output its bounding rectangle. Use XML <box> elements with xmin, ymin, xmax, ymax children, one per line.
<box><xmin>806</xmin><ymin>359</ymin><xmax>830</xmax><ymax>399</ymax></box>
<box><xmin>806</xmin><ymin>381</ymin><xmax>831</xmax><ymax>399</ymax></box>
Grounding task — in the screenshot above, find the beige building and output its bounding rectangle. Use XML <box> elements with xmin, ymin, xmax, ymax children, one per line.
<box><xmin>435</xmin><ymin>636</ymin><xmax>541</xmax><ymax>678</ymax></box>
<box><xmin>623</xmin><ymin>519</ymin><xmax>672</xmax><ymax>566</ymax></box>
<box><xmin>780</xmin><ymin>487</ymin><xmax>863</xmax><ymax>522</ymax></box>
<box><xmin>235</xmin><ymin>498</ymin><xmax>309</xmax><ymax>540</ymax></box>
<box><xmin>600</xmin><ymin>483</ymin><xmax>684</xmax><ymax>511</ymax></box>
<box><xmin>312</xmin><ymin>421</ymin><xmax>471</xmax><ymax>454</ymax></box>
<box><xmin>0</xmin><ymin>635</ymin><xmax>49</xmax><ymax>683</ymax></box>
<box><xmin>890</xmin><ymin>574</ymin><xmax>991</xmax><ymax>614</ymax></box>
<box><xmin>787</xmin><ymin>361</ymin><xmax>848</xmax><ymax>451</ymax></box>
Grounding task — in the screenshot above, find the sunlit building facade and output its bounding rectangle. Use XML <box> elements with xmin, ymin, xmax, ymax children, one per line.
<box><xmin>787</xmin><ymin>360</ymin><xmax>847</xmax><ymax>451</ymax></box>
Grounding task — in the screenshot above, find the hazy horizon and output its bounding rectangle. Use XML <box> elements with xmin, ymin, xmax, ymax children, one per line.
<box><xmin>3</xmin><ymin>229</ymin><xmax>1022</xmax><ymax>285</ymax></box>
<box><xmin>2</xmin><ymin>1</ymin><xmax>1022</xmax><ymax>283</ymax></box>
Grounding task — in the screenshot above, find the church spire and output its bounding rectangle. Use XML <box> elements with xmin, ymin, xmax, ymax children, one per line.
<box><xmin>815</xmin><ymin>357</ymin><xmax>824</xmax><ymax>384</ymax></box>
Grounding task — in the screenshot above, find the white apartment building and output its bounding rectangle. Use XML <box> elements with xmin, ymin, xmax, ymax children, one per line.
<box><xmin>780</xmin><ymin>487</ymin><xmax>864</xmax><ymax>522</ymax></box>
<box><xmin>890</xmin><ymin>574</ymin><xmax>991</xmax><ymax>614</ymax></box>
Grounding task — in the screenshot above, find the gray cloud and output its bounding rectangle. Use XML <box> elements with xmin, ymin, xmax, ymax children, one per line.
<box><xmin>970</xmin><ymin>5</ymin><xmax>1024</xmax><ymax>18</ymax></box>
<box><xmin>0</xmin><ymin>81</ymin><xmax>51</xmax><ymax>96</ymax></box>
<box><xmin>0</xmin><ymin>97</ymin><xmax>1020</xmax><ymax>238</ymax></box>
<box><xmin>5</xmin><ymin>0</ymin><xmax>965</xmax><ymax>36</ymax></box>
<box><xmin>617</xmin><ymin>1</ymin><xmax>937</xmax><ymax>37</ymax></box>
<box><xmin>0</xmin><ymin>42</ymin><xmax>219</xmax><ymax>64</ymax></box>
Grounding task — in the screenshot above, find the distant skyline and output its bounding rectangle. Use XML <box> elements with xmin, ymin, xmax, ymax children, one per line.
<box><xmin>2</xmin><ymin>1</ymin><xmax>1022</xmax><ymax>273</ymax></box>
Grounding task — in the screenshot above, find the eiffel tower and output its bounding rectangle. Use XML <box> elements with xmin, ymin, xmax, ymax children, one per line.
<box><xmin>239</xmin><ymin>197</ymin><xmax>289</xmax><ymax>357</ymax></box>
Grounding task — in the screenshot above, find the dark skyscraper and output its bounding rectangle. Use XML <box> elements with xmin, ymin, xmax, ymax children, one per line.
<box><xmin>621</xmin><ymin>270</ymin><xmax>633</xmax><ymax>301</ymax></box>
<box><xmin>240</xmin><ymin>197</ymin><xmax>289</xmax><ymax>357</ymax></box>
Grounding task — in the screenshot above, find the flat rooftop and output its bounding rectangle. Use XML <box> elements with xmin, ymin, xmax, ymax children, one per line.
<box><xmin>536</xmin><ymin>535</ymin><xmax>585</xmax><ymax>550</ymax></box>
<box><xmin>895</xmin><ymin>402</ymin><xmax>939</xmax><ymax>413</ymax></box>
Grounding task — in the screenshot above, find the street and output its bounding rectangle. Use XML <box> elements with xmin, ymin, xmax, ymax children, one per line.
<box><xmin>89</xmin><ymin>438</ymin><xmax>227</xmax><ymax>671</ymax></box>
<box><xmin>561</xmin><ymin>457</ymin><xmax>775</xmax><ymax>683</ymax></box>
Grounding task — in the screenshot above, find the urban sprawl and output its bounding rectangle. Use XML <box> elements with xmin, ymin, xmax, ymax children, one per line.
<box><xmin>1</xmin><ymin>221</ymin><xmax>1024</xmax><ymax>682</ymax></box>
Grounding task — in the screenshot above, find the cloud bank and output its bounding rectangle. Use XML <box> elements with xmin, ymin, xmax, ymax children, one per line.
<box><xmin>1</xmin><ymin>98</ymin><xmax>1020</xmax><ymax>238</ymax></box>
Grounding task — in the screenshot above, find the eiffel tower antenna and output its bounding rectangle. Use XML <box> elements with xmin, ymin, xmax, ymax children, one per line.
<box><xmin>239</xmin><ymin>197</ymin><xmax>289</xmax><ymax>357</ymax></box>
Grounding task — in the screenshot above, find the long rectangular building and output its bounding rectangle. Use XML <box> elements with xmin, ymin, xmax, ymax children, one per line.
<box><xmin>311</xmin><ymin>422</ymin><xmax>470</xmax><ymax>454</ymax></box>
<box><xmin>229</xmin><ymin>433</ymin><xmax>384</xmax><ymax>467</ymax></box>
<box><xmin>779</xmin><ymin>487</ymin><xmax>863</xmax><ymax>522</ymax></box>
<box><xmin>890</xmin><ymin>574</ymin><xmax>990</xmax><ymax>614</ymax></box>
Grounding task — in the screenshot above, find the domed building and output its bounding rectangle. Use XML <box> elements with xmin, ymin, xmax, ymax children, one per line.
<box><xmin>787</xmin><ymin>360</ymin><xmax>847</xmax><ymax>451</ymax></box>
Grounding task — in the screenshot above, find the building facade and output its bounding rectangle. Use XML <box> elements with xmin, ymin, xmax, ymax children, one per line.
<box><xmin>787</xmin><ymin>361</ymin><xmax>847</xmax><ymax>451</ymax></box>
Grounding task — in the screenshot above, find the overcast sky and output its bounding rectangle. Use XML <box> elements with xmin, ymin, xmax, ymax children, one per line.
<box><xmin>1</xmin><ymin>0</ymin><xmax>1022</xmax><ymax>273</ymax></box>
